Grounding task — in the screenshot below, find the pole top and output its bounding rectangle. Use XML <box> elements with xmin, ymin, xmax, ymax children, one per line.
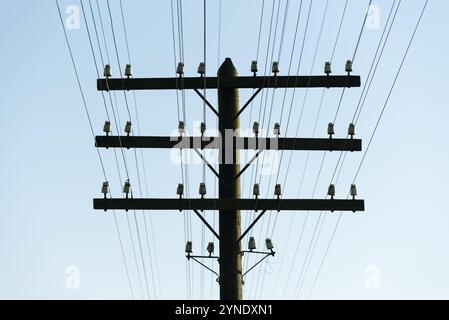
<box><xmin>218</xmin><ymin>58</ymin><xmax>238</xmax><ymax>78</ymax></box>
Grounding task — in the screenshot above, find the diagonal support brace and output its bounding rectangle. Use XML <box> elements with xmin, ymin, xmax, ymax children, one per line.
<box><xmin>235</xmin><ymin>150</ymin><xmax>263</xmax><ymax>180</ymax></box>
<box><xmin>192</xmin><ymin>209</ymin><xmax>221</xmax><ymax>241</ymax></box>
<box><xmin>193</xmin><ymin>149</ymin><xmax>220</xmax><ymax>179</ymax></box>
<box><xmin>236</xmin><ymin>210</ymin><xmax>267</xmax><ymax>245</ymax></box>
<box><xmin>193</xmin><ymin>88</ymin><xmax>219</xmax><ymax>117</ymax></box>
<box><xmin>228</xmin><ymin>88</ymin><xmax>263</xmax><ymax>125</ymax></box>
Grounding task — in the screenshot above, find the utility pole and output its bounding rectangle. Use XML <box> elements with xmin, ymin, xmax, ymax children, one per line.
<box><xmin>218</xmin><ymin>58</ymin><xmax>242</xmax><ymax>300</ymax></box>
<box><xmin>93</xmin><ymin>57</ymin><xmax>365</xmax><ymax>300</ymax></box>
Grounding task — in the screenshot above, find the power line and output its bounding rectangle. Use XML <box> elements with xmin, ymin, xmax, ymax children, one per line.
<box><xmin>271</xmin><ymin>0</ymin><xmax>329</xmax><ymax>237</ymax></box>
<box><xmin>210</xmin><ymin>0</ymin><xmax>222</xmax><ymax>300</ymax></box>
<box><xmin>84</xmin><ymin>2</ymin><xmax>141</xmax><ymax>300</ymax></box>
<box><xmin>307</xmin><ymin>0</ymin><xmax>429</xmax><ymax>299</ymax></box>
<box><xmin>353</xmin><ymin>0</ymin><xmax>401</xmax><ymax>124</ymax></box>
<box><xmin>171</xmin><ymin>0</ymin><xmax>194</xmax><ymax>299</ymax></box>
<box><xmin>242</xmin><ymin>0</ymin><xmax>266</xmax><ymax>298</ymax></box>
<box><xmin>263</xmin><ymin>0</ymin><xmax>329</xmax><ymax>300</ymax></box>
<box><xmin>255</xmin><ymin>0</ymin><xmax>291</xmax><ymax>299</ymax></box>
<box><xmin>105</xmin><ymin>0</ymin><xmax>152</xmax><ymax>299</ymax></box>
<box><xmin>249</xmin><ymin>0</ymin><xmax>283</xmax><ymax>298</ymax></box>
<box><xmin>280</xmin><ymin>0</ymin><xmax>374</xmax><ymax>299</ymax></box>
<box><xmin>91</xmin><ymin>1</ymin><xmax>147</xmax><ymax>298</ymax></box>
<box><xmin>56</xmin><ymin>0</ymin><xmax>135</xmax><ymax>299</ymax></box>
<box><xmin>118</xmin><ymin>0</ymin><xmax>160</xmax><ymax>299</ymax></box>
<box><xmin>332</xmin><ymin>0</ymin><xmax>373</xmax><ymax>124</ymax></box>
<box><xmin>296</xmin><ymin>0</ymin><xmax>402</xmax><ymax>299</ymax></box>
<box><xmin>91</xmin><ymin>0</ymin><xmax>364</xmax><ymax>301</ymax></box>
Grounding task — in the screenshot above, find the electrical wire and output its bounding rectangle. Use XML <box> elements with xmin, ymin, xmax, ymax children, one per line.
<box><xmin>296</xmin><ymin>3</ymin><xmax>401</xmax><ymax>296</ymax></box>
<box><xmin>210</xmin><ymin>0</ymin><xmax>222</xmax><ymax>300</ymax></box>
<box><xmin>81</xmin><ymin>0</ymin><xmax>144</xmax><ymax>299</ymax></box>
<box><xmin>277</xmin><ymin>0</ymin><xmax>373</xmax><ymax>299</ymax></box>
<box><xmin>56</xmin><ymin>0</ymin><xmax>135</xmax><ymax>299</ymax></box>
<box><xmin>246</xmin><ymin>0</ymin><xmax>279</xmax><ymax>298</ymax></box>
<box><xmin>93</xmin><ymin>0</ymin><xmax>149</xmax><ymax>299</ymax></box>
<box><xmin>274</xmin><ymin>0</ymin><xmax>343</xmax><ymax>298</ymax></box>
<box><xmin>253</xmin><ymin>0</ymin><xmax>314</xmax><ymax>299</ymax></box>
<box><xmin>105</xmin><ymin>0</ymin><xmax>152</xmax><ymax>299</ymax></box>
<box><xmin>307</xmin><ymin>1</ymin><xmax>428</xmax><ymax>298</ymax></box>
<box><xmin>118</xmin><ymin>0</ymin><xmax>160</xmax><ymax>299</ymax></box>
<box><xmin>200</xmin><ymin>0</ymin><xmax>207</xmax><ymax>300</ymax></box>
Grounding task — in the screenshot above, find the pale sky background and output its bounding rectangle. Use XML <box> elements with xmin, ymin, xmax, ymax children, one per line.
<box><xmin>0</xmin><ymin>0</ymin><xmax>448</xmax><ymax>300</ymax></box>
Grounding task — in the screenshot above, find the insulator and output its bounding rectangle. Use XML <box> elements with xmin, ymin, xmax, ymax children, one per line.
<box><xmin>178</xmin><ymin>121</ymin><xmax>186</xmax><ymax>135</ymax></box>
<box><xmin>327</xmin><ymin>184</ymin><xmax>336</xmax><ymax>197</ymax></box>
<box><xmin>103</xmin><ymin>64</ymin><xmax>112</xmax><ymax>78</ymax></box>
<box><xmin>125</xmin><ymin>64</ymin><xmax>132</xmax><ymax>77</ymax></box>
<box><xmin>248</xmin><ymin>237</ymin><xmax>256</xmax><ymax>250</ymax></box>
<box><xmin>350</xmin><ymin>184</ymin><xmax>358</xmax><ymax>197</ymax></box>
<box><xmin>345</xmin><ymin>60</ymin><xmax>353</xmax><ymax>73</ymax></box>
<box><xmin>324</xmin><ymin>61</ymin><xmax>332</xmax><ymax>75</ymax></box>
<box><xmin>197</xmin><ymin>62</ymin><xmax>206</xmax><ymax>75</ymax></box>
<box><xmin>207</xmin><ymin>242</ymin><xmax>215</xmax><ymax>254</ymax></box>
<box><xmin>124</xmin><ymin>121</ymin><xmax>132</xmax><ymax>135</ymax></box>
<box><xmin>101</xmin><ymin>181</ymin><xmax>110</xmax><ymax>195</ymax></box>
<box><xmin>199</xmin><ymin>183</ymin><xmax>207</xmax><ymax>196</ymax></box>
<box><xmin>251</xmin><ymin>60</ymin><xmax>258</xmax><ymax>73</ymax></box>
<box><xmin>274</xmin><ymin>184</ymin><xmax>282</xmax><ymax>197</ymax></box>
<box><xmin>253</xmin><ymin>183</ymin><xmax>260</xmax><ymax>197</ymax></box>
<box><xmin>176</xmin><ymin>62</ymin><xmax>184</xmax><ymax>75</ymax></box>
<box><xmin>253</xmin><ymin>122</ymin><xmax>260</xmax><ymax>135</ymax></box>
<box><xmin>123</xmin><ymin>180</ymin><xmax>132</xmax><ymax>195</ymax></box>
<box><xmin>185</xmin><ymin>241</ymin><xmax>193</xmax><ymax>254</ymax></box>
<box><xmin>273</xmin><ymin>123</ymin><xmax>281</xmax><ymax>136</ymax></box>
<box><xmin>328</xmin><ymin>123</ymin><xmax>335</xmax><ymax>136</ymax></box>
<box><xmin>265</xmin><ymin>238</ymin><xmax>274</xmax><ymax>250</ymax></box>
<box><xmin>348</xmin><ymin>123</ymin><xmax>356</xmax><ymax>137</ymax></box>
<box><xmin>200</xmin><ymin>122</ymin><xmax>206</xmax><ymax>134</ymax></box>
<box><xmin>176</xmin><ymin>183</ymin><xmax>184</xmax><ymax>196</ymax></box>
<box><xmin>103</xmin><ymin>121</ymin><xmax>112</xmax><ymax>134</ymax></box>
<box><xmin>272</xmin><ymin>61</ymin><xmax>280</xmax><ymax>74</ymax></box>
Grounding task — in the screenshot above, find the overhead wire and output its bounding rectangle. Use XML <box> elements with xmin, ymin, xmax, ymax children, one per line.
<box><xmin>105</xmin><ymin>0</ymin><xmax>152</xmax><ymax>299</ymax></box>
<box><xmin>270</xmin><ymin>0</ymin><xmax>328</xmax><ymax>240</ymax></box>
<box><xmin>56</xmin><ymin>0</ymin><xmax>135</xmax><ymax>299</ymax></box>
<box><xmin>118</xmin><ymin>0</ymin><xmax>160</xmax><ymax>299</ymax></box>
<box><xmin>246</xmin><ymin>0</ymin><xmax>280</xmax><ymax>298</ymax></box>
<box><xmin>82</xmin><ymin>0</ymin><xmax>143</xmax><ymax>299</ymax></box>
<box><xmin>256</xmin><ymin>0</ymin><xmax>304</xmax><ymax>300</ymax></box>
<box><xmin>263</xmin><ymin>0</ymin><xmax>330</xmax><ymax>299</ymax></box>
<box><xmin>290</xmin><ymin>0</ymin><xmax>374</xmax><ymax>298</ymax></box>
<box><xmin>276</xmin><ymin>0</ymin><xmax>372</xmax><ymax>298</ymax></box>
<box><xmin>172</xmin><ymin>0</ymin><xmax>194</xmax><ymax>299</ymax></box>
<box><xmin>210</xmin><ymin>0</ymin><xmax>222</xmax><ymax>300</ymax></box>
<box><xmin>169</xmin><ymin>0</ymin><xmax>191</xmax><ymax>299</ymax></box>
<box><xmin>92</xmin><ymin>0</ymin><xmax>151</xmax><ymax>299</ymax></box>
<box><xmin>299</xmin><ymin>2</ymin><xmax>401</xmax><ymax>296</ymax></box>
<box><xmin>200</xmin><ymin>0</ymin><xmax>207</xmax><ymax>300</ymax></box>
<box><xmin>307</xmin><ymin>1</ymin><xmax>428</xmax><ymax>298</ymax></box>
<box><xmin>294</xmin><ymin>0</ymin><xmax>404</xmax><ymax>298</ymax></box>
<box><xmin>272</xmin><ymin>0</ymin><xmax>335</xmax><ymax>298</ymax></box>
<box><xmin>242</xmin><ymin>0</ymin><xmax>266</xmax><ymax>238</ymax></box>
<box><xmin>332</xmin><ymin>0</ymin><xmax>373</xmax><ymax>124</ymax></box>
<box><xmin>242</xmin><ymin>0</ymin><xmax>266</xmax><ymax>298</ymax></box>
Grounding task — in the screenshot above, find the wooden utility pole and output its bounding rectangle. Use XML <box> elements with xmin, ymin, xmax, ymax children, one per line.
<box><xmin>218</xmin><ymin>58</ymin><xmax>242</xmax><ymax>300</ymax></box>
<box><xmin>93</xmin><ymin>57</ymin><xmax>365</xmax><ymax>300</ymax></box>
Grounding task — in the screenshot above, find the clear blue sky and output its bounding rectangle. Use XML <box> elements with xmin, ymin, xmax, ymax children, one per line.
<box><xmin>0</xmin><ymin>0</ymin><xmax>448</xmax><ymax>300</ymax></box>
